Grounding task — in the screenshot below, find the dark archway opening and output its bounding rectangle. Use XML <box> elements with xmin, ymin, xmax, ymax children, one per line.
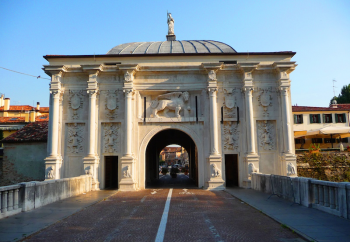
<box><xmin>145</xmin><ymin>129</ymin><xmax>198</xmax><ymax>188</ymax></box>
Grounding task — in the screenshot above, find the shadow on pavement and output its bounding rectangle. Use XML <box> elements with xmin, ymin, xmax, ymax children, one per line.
<box><xmin>146</xmin><ymin>173</ymin><xmax>197</xmax><ymax>188</ymax></box>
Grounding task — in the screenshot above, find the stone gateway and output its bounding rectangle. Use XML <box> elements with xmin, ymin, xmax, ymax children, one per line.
<box><xmin>43</xmin><ymin>23</ymin><xmax>297</xmax><ymax>191</ymax></box>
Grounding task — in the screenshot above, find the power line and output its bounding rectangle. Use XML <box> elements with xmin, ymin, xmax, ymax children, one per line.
<box><xmin>0</xmin><ymin>66</ymin><xmax>50</xmax><ymax>80</ymax></box>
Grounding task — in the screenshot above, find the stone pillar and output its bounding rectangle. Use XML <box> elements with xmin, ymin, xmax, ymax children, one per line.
<box><xmin>45</xmin><ymin>73</ymin><xmax>63</xmax><ymax>180</ymax></box>
<box><xmin>274</xmin><ymin>62</ymin><xmax>297</xmax><ymax>176</ymax></box>
<box><xmin>240</xmin><ymin>64</ymin><xmax>260</xmax><ymax>188</ymax></box>
<box><xmin>1</xmin><ymin>191</ymin><xmax>8</xmax><ymax>213</ymax></box>
<box><xmin>280</xmin><ymin>87</ymin><xmax>293</xmax><ymax>153</ymax></box>
<box><xmin>208</xmin><ymin>87</ymin><xmax>219</xmax><ymax>155</ymax></box>
<box><xmin>119</xmin><ymin>67</ymin><xmax>138</xmax><ymax>191</ymax></box>
<box><xmin>124</xmin><ymin>88</ymin><xmax>133</xmax><ymax>157</ymax></box>
<box><xmin>203</xmin><ymin>66</ymin><xmax>224</xmax><ymax>190</ymax></box>
<box><xmin>83</xmin><ymin>72</ymin><xmax>100</xmax><ymax>190</ymax></box>
<box><xmin>14</xmin><ymin>189</ymin><xmax>19</xmax><ymax>210</ymax></box>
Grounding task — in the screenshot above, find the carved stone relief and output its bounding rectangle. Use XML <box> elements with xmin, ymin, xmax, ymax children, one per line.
<box><xmin>248</xmin><ymin>163</ymin><xmax>258</xmax><ymax>177</ymax></box>
<box><xmin>223</xmin><ymin>122</ymin><xmax>239</xmax><ymax>151</ymax></box>
<box><xmin>123</xmin><ymin>165</ymin><xmax>131</xmax><ymax>178</ymax></box>
<box><xmin>211</xmin><ymin>164</ymin><xmax>221</xmax><ymax>177</ymax></box>
<box><xmin>69</xmin><ymin>90</ymin><xmax>84</xmax><ymax>119</ymax></box>
<box><xmin>287</xmin><ymin>162</ymin><xmax>296</xmax><ymax>176</ymax></box>
<box><xmin>150</xmin><ymin>91</ymin><xmax>190</xmax><ymax>118</ymax></box>
<box><xmin>46</xmin><ymin>166</ymin><xmax>54</xmax><ymax>179</ymax></box>
<box><xmin>257</xmin><ymin>88</ymin><xmax>274</xmax><ymax>117</ymax></box>
<box><xmin>103</xmin><ymin>123</ymin><xmax>119</xmax><ymax>153</ymax></box>
<box><xmin>67</xmin><ymin>123</ymin><xmax>84</xmax><ymax>153</ymax></box>
<box><xmin>257</xmin><ymin>120</ymin><xmax>275</xmax><ymax>151</ymax></box>
<box><xmin>223</xmin><ymin>88</ymin><xmax>237</xmax><ymax>118</ymax></box>
<box><xmin>105</xmin><ymin>90</ymin><xmax>119</xmax><ymax>120</ymax></box>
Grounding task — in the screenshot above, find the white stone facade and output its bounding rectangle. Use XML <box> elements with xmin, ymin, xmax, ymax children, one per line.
<box><xmin>43</xmin><ymin>49</ymin><xmax>297</xmax><ymax>190</ymax></box>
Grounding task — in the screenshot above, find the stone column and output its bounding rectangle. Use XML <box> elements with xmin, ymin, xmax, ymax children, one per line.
<box><xmin>280</xmin><ymin>87</ymin><xmax>293</xmax><ymax>153</ymax></box>
<box><xmin>244</xmin><ymin>86</ymin><xmax>256</xmax><ymax>154</ymax></box>
<box><xmin>45</xmin><ymin>73</ymin><xmax>63</xmax><ymax>180</ymax></box>
<box><xmin>203</xmin><ymin>66</ymin><xmax>224</xmax><ymax>190</ymax></box>
<box><xmin>124</xmin><ymin>88</ymin><xmax>133</xmax><ymax>156</ymax></box>
<box><xmin>119</xmin><ymin>67</ymin><xmax>138</xmax><ymax>191</ymax></box>
<box><xmin>83</xmin><ymin>72</ymin><xmax>100</xmax><ymax>190</ymax></box>
<box><xmin>208</xmin><ymin>87</ymin><xmax>219</xmax><ymax>155</ymax></box>
<box><xmin>274</xmin><ymin>62</ymin><xmax>297</xmax><ymax>176</ymax></box>
<box><xmin>240</xmin><ymin>64</ymin><xmax>260</xmax><ymax>188</ymax></box>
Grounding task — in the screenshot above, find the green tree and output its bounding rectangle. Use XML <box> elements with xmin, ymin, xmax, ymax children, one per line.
<box><xmin>330</xmin><ymin>84</ymin><xmax>350</xmax><ymax>104</ymax></box>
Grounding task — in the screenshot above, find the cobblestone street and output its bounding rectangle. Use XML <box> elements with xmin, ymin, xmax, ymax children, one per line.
<box><xmin>22</xmin><ymin>187</ymin><xmax>304</xmax><ymax>242</ymax></box>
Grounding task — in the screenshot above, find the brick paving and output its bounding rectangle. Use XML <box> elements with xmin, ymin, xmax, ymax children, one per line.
<box><xmin>22</xmin><ymin>188</ymin><xmax>304</xmax><ymax>242</ymax></box>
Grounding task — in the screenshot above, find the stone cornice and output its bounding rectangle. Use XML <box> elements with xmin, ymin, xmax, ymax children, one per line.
<box><xmin>237</xmin><ymin>62</ymin><xmax>260</xmax><ymax>73</ymax></box>
<box><xmin>272</xmin><ymin>61</ymin><xmax>297</xmax><ymax>74</ymax></box>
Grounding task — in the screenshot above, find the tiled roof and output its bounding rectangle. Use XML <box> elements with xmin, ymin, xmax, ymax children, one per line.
<box><xmin>1</xmin><ymin>121</ymin><xmax>48</xmax><ymax>143</ymax></box>
<box><xmin>0</xmin><ymin>117</ymin><xmax>26</xmax><ymax>123</ymax></box>
<box><xmin>39</xmin><ymin>107</ymin><xmax>49</xmax><ymax>113</ymax></box>
<box><xmin>161</xmin><ymin>147</ymin><xmax>182</xmax><ymax>153</ymax></box>
<box><xmin>0</xmin><ymin>105</ymin><xmax>49</xmax><ymax>112</ymax></box>
<box><xmin>36</xmin><ymin>115</ymin><xmax>49</xmax><ymax>122</ymax></box>
<box><xmin>292</xmin><ymin>105</ymin><xmax>350</xmax><ymax>112</ymax></box>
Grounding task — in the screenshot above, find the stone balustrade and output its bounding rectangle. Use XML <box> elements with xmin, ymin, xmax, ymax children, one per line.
<box><xmin>251</xmin><ymin>173</ymin><xmax>350</xmax><ymax>219</ymax></box>
<box><xmin>0</xmin><ymin>184</ymin><xmax>21</xmax><ymax>219</ymax></box>
<box><xmin>0</xmin><ymin>175</ymin><xmax>92</xmax><ymax>219</ymax></box>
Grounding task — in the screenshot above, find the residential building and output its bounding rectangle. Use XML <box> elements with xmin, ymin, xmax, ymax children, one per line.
<box><xmin>293</xmin><ymin>102</ymin><xmax>350</xmax><ymax>149</ymax></box>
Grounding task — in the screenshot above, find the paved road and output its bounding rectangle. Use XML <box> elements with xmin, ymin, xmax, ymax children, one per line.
<box><xmin>22</xmin><ymin>188</ymin><xmax>304</xmax><ymax>242</ymax></box>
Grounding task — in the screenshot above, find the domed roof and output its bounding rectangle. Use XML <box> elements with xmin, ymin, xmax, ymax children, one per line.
<box><xmin>106</xmin><ymin>40</ymin><xmax>236</xmax><ymax>55</ymax></box>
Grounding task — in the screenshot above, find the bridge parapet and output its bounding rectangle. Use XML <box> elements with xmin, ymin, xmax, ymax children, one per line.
<box><xmin>251</xmin><ymin>173</ymin><xmax>350</xmax><ymax>219</ymax></box>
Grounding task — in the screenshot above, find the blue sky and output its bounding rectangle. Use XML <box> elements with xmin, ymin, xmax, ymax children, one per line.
<box><xmin>0</xmin><ymin>0</ymin><xmax>349</xmax><ymax>107</ymax></box>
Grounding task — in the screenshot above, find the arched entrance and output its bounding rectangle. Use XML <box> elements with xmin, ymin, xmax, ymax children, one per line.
<box><xmin>145</xmin><ymin>129</ymin><xmax>198</xmax><ymax>188</ymax></box>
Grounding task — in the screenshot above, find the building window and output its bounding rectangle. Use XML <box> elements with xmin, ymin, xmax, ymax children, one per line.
<box><xmin>337</xmin><ymin>138</ymin><xmax>348</xmax><ymax>143</ymax></box>
<box><xmin>309</xmin><ymin>114</ymin><xmax>321</xmax><ymax>123</ymax></box>
<box><xmin>295</xmin><ymin>138</ymin><xmax>305</xmax><ymax>144</ymax></box>
<box><xmin>324</xmin><ymin>138</ymin><xmax>336</xmax><ymax>143</ymax></box>
<box><xmin>335</xmin><ymin>113</ymin><xmax>346</xmax><ymax>123</ymax></box>
<box><xmin>311</xmin><ymin>138</ymin><xmax>323</xmax><ymax>143</ymax></box>
<box><xmin>294</xmin><ymin>114</ymin><xmax>303</xmax><ymax>124</ymax></box>
<box><xmin>322</xmin><ymin>114</ymin><xmax>332</xmax><ymax>123</ymax></box>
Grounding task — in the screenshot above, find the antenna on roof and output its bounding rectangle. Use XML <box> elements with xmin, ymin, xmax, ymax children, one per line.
<box><xmin>333</xmin><ymin>79</ymin><xmax>337</xmax><ymax>98</ymax></box>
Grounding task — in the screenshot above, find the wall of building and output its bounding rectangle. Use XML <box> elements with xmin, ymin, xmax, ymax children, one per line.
<box><xmin>1</xmin><ymin>142</ymin><xmax>46</xmax><ymax>185</ymax></box>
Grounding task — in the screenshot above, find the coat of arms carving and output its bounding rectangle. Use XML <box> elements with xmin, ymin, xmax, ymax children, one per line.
<box><xmin>105</xmin><ymin>90</ymin><xmax>119</xmax><ymax>120</ymax></box>
<box><xmin>258</xmin><ymin>90</ymin><xmax>273</xmax><ymax>117</ymax></box>
<box><xmin>223</xmin><ymin>88</ymin><xmax>237</xmax><ymax>118</ymax></box>
<box><xmin>69</xmin><ymin>90</ymin><xmax>84</xmax><ymax>119</ymax></box>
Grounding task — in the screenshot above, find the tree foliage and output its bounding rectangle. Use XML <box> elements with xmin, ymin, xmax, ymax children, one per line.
<box><xmin>331</xmin><ymin>84</ymin><xmax>350</xmax><ymax>104</ymax></box>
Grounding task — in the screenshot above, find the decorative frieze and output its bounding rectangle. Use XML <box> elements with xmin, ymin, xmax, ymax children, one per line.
<box><xmin>103</xmin><ymin>123</ymin><xmax>119</xmax><ymax>153</ymax></box>
<box><xmin>223</xmin><ymin>122</ymin><xmax>239</xmax><ymax>151</ymax></box>
<box><xmin>105</xmin><ymin>90</ymin><xmax>119</xmax><ymax>120</ymax></box>
<box><xmin>69</xmin><ymin>90</ymin><xmax>84</xmax><ymax>119</ymax></box>
<box><xmin>257</xmin><ymin>120</ymin><xmax>275</xmax><ymax>151</ymax></box>
<box><xmin>67</xmin><ymin>123</ymin><xmax>84</xmax><ymax>153</ymax></box>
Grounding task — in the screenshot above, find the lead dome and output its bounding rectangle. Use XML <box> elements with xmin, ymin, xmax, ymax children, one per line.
<box><xmin>106</xmin><ymin>40</ymin><xmax>237</xmax><ymax>55</ymax></box>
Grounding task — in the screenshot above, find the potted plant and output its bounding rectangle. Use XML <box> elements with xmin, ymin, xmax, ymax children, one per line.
<box><xmin>309</xmin><ymin>143</ymin><xmax>320</xmax><ymax>153</ymax></box>
<box><xmin>170</xmin><ymin>167</ymin><xmax>179</xmax><ymax>178</ymax></box>
<box><xmin>161</xmin><ymin>167</ymin><xmax>168</xmax><ymax>175</ymax></box>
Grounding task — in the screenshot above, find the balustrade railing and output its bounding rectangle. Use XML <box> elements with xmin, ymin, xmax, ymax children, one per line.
<box><xmin>0</xmin><ymin>184</ymin><xmax>21</xmax><ymax>218</ymax></box>
<box><xmin>251</xmin><ymin>173</ymin><xmax>350</xmax><ymax>219</ymax></box>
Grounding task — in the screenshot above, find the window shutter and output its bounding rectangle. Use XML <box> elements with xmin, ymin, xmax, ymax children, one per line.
<box><xmin>310</xmin><ymin>114</ymin><xmax>313</xmax><ymax>124</ymax></box>
<box><xmin>322</xmin><ymin>114</ymin><xmax>325</xmax><ymax>123</ymax></box>
<box><xmin>335</xmin><ymin>114</ymin><xmax>338</xmax><ymax>123</ymax></box>
<box><xmin>294</xmin><ymin>114</ymin><xmax>297</xmax><ymax>124</ymax></box>
<box><xmin>301</xmin><ymin>115</ymin><xmax>303</xmax><ymax>124</ymax></box>
<box><xmin>343</xmin><ymin>113</ymin><xmax>346</xmax><ymax>123</ymax></box>
<box><xmin>318</xmin><ymin>114</ymin><xmax>321</xmax><ymax>123</ymax></box>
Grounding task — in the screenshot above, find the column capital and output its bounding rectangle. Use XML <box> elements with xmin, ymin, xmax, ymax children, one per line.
<box><xmin>237</xmin><ymin>62</ymin><xmax>259</xmax><ymax>73</ymax></box>
<box><xmin>207</xmin><ymin>87</ymin><xmax>218</xmax><ymax>95</ymax></box>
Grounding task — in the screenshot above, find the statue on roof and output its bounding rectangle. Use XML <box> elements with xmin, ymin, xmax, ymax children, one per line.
<box><xmin>167</xmin><ymin>12</ymin><xmax>175</xmax><ymax>35</ymax></box>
